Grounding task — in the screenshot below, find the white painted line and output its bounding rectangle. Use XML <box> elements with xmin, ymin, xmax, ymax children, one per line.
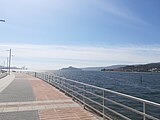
<box><xmin>0</xmin><ymin>99</ymin><xmax>73</xmax><ymax>107</ymax></box>
<box><xmin>54</xmin><ymin>99</ymin><xmax>72</xmax><ymax>103</ymax></box>
<box><xmin>18</xmin><ymin>106</ymin><xmax>33</xmax><ymax>111</ymax></box>
<box><xmin>32</xmin><ymin>105</ymin><xmax>46</xmax><ymax>110</ymax></box>
<box><xmin>7</xmin><ymin>102</ymin><xmax>20</xmax><ymax>105</ymax></box>
<box><xmin>0</xmin><ymin>108</ymin><xmax>4</xmax><ymax>112</ymax></box>
<box><xmin>0</xmin><ymin>99</ymin><xmax>81</xmax><ymax>113</ymax></box>
<box><xmin>0</xmin><ymin>103</ymin><xmax>80</xmax><ymax>113</ymax></box>
<box><xmin>0</xmin><ymin>103</ymin><xmax>7</xmax><ymax>106</ymax></box>
<box><xmin>68</xmin><ymin>104</ymin><xmax>80</xmax><ymax>107</ymax></box>
<box><xmin>3</xmin><ymin>107</ymin><xmax>18</xmax><ymax>112</ymax></box>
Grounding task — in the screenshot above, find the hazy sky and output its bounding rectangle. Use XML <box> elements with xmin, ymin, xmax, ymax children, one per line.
<box><xmin>0</xmin><ymin>0</ymin><xmax>160</xmax><ymax>70</ymax></box>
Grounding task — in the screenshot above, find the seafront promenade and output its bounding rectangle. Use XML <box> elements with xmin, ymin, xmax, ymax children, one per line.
<box><xmin>0</xmin><ymin>73</ymin><xmax>98</xmax><ymax>120</ymax></box>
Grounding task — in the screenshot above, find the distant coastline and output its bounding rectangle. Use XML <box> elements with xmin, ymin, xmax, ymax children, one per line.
<box><xmin>58</xmin><ymin>62</ymin><xmax>160</xmax><ymax>73</ymax></box>
<box><xmin>101</xmin><ymin>62</ymin><xmax>160</xmax><ymax>73</ymax></box>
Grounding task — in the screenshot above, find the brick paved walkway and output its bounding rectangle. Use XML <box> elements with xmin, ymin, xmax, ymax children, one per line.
<box><xmin>0</xmin><ymin>73</ymin><xmax>99</xmax><ymax>120</ymax></box>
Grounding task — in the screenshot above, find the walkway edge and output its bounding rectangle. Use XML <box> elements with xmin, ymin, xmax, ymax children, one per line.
<box><xmin>0</xmin><ymin>73</ymin><xmax>15</xmax><ymax>92</ymax></box>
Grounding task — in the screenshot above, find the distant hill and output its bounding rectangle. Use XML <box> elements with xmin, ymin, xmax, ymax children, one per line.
<box><xmin>60</xmin><ymin>66</ymin><xmax>82</xmax><ymax>71</ymax></box>
<box><xmin>104</xmin><ymin>62</ymin><xmax>160</xmax><ymax>72</ymax></box>
<box><xmin>82</xmin><ymin>65</ymin><xmax>126</xmax><ymax>71</ymax></box>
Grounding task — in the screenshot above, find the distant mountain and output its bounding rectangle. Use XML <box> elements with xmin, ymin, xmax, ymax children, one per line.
<box><xmin>104</xmin><ymin>62</ymin><xmax>160</xmax><ymax>72</ymax></box>
<box><xmin>82</xmin><ymin>65</ymin><xmax>126</xmax><ymax>71</ymax></box>
<box><xmin>60</xmin><ymin>66</ymin><xmax>82</xmax><ymax>71</ymax></box>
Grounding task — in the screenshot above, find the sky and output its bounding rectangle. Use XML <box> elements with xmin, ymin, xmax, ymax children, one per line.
<box><xmin>0</xmin><ymin>0</ymin><xmax>160</xmax><ymax>70</ymax></box>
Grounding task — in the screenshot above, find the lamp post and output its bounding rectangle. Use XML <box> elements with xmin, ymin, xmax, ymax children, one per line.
<box><xmin>8</xmin><ymin>49</ymin><xmax>11</xmax><ymax>75</ymax></box>
<box><xmin>0</xmin><ymin>20</ymin><xmax>5</xmax><ymax>22</ymax></box>
<box><xmin>5</xmin><ymin>49</ymin><xmax>14</xmax><ymax>75</ymax></box>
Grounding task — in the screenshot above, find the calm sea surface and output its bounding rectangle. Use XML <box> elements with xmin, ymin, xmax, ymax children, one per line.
<box><xmin>47</xmin><ymin>71</ymin><xmax>160</xmax><ymax>119</ymax></box>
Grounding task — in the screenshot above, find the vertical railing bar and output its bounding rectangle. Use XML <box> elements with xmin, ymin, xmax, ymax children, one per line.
<box><xmin>63</xmin><ymin>78</ymin><xmax>65</xmax><ymax>93</ymax></box>
<box><xmin>103</xmin><ymin>90</ymin><xmax>105</xmax><ymax>120</ymax></box>
<box><xmin>71</xmin><ymin>82</ymin><xmax>74</xmax><ymax>99</ymax></box>
<box><xmin>143</xmin><ymin>102</ymin><xmax>146</xmax><ymax>120</ymax></box>
<box><xmin>47</xmin><ymin>74</ymin><xmax>49</xmax><ymax>82</ymax></box>
<box><xmin>83</xmin><ymin>85</ymin><xmax>85</xmax><ymax>109</ymax></box>
<box><xmin>48</xmin><ymin>75</ymin><xmax>50</xmax><ymax>83</ymax></box>
<box><xmin>52</xmin><ymin>76</ymin><xmax>54</xmax><ymax>85</ymax></box>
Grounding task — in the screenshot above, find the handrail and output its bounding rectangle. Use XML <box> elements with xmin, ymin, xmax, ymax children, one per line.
<box><xmin>62</xmin><ymin>81</ymin><xmax>159</xmax><ymax>119</ymax></box>
<box><xmin>0</xmin><ymin>72</ymin><xmax>8</xmax><ymax>79</ymax></box>
<box><xmin>53</xmin><ymin>75</ymin><xmax>160</xmax><ymax>120</ymax></box>
<box><xmin>27</xmin><ymin>72</ymin><xmax>160</xmax><ymax>120</ymax></box>
<box><xmin>53</xmin><ymin>75</ymin><xmax>160</xmax><ymax>107</ymax></box>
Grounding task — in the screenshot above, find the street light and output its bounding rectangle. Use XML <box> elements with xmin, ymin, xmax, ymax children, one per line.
<box><xmin>0</xmin><ymin>20</ymin><xmax>5</xmax><ymax>22</ymax></box>
<box><xmin>9</xmin><ymin>49</ymin><xmax>11</xmax><ymax>75</ymax></box>
<box><xmin>0</xmin><ymin>49</ymin><xmax>12</xmax><ymax>74</ymax></box>
<box><xmin>6</xmin><ymin>49</ymin><xmax>12</xmax><ymax>75</ymax></box>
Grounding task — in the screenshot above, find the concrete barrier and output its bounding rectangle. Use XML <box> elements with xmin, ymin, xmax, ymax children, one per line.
<box><xmin>0</xmin><ymin>73</ymin><xmax>15</xmax><ymax>92</ymax></box>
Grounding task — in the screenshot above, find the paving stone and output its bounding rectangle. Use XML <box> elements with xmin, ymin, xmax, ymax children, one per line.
<box><xmin>0</xmin><ymin>111</ymin><xmax>39</xmax><ymax>120</ymax></box>
<box><xmin>0</xmin><ymin>74</ymin><xmax>36</xmax><ymax>102</ymax></box>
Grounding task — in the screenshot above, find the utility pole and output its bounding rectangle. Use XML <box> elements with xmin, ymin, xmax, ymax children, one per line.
<box><xmin>7</xmin><ymin>57</ymin><xmax>8</xmax><ymax>72</ymax></box>
<box><xmin>8</xmin><ymin>49</ymin><xmax>11</xmax><ymax>75</ymax></box>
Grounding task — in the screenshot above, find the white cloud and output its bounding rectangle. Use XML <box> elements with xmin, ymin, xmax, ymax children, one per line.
<box><xmin>93</xmin><ymin>0</ymin><xmax>147</xmax><ymax>25</ymax></box>
<box><xmin>0</xmin><ymin>43</ymin><xmax>160</xmax><ymax>70</ymax></box>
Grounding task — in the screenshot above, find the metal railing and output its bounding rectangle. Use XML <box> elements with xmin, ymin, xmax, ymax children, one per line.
<box><xmin>0</xmin><ymin>72</ymin><xmax>8</xmax><ymax>79</ymax></box>
<box><xmin>28</xmin><ymin>72</ymin><xmax>160</xmax><ymax>120</ymax></box>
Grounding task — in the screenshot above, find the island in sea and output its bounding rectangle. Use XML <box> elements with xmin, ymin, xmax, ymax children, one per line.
<box><xmin>60</xmin><ymin>66</ymin><xmax>82</xmax><ymax>71</ymax></box>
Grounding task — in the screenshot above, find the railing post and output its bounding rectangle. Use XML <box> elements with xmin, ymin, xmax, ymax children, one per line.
<box><xmin>72</xmin><ymin>82</ymin><xmax>74</xmax><ymax>100</ymax></box>
<box><xmin>54</xmin><ymin>76</ymin><xmax>56</xmax><ymax>85</ymax></box>
<box><xmin>47</xmin><ymin>75</ymin><xmax>49</xmax><ymax>82</ymax></box>
<box><xmin>83</xmin><ymin>85</ymin><xmax>85</xmax><ymax>109</ymax></box>
<box><xmin>65</xmin><ymin>79</ymin><xmax>68</xmax><ymax>94</ymax></box>
<box><xmin>46</xmin><ymin>74</ymin><xmax>47</xmax><ymax>81</ymax></box>
<box><xmin>55</xmin><ymin>77</ymin><xmax>58</xmax><ymax>88</ymax></box>
<box><xmin>35</xmin><ymin>72</ymin><xmax>37</xmax><ymax>78</ymax></box>
<box><xmin>143</xmin><ymin>102</ymin><xmax>146</xmax><ymax>120</ymax></box>
<box><xmin>63</xmin><ymin>79</ymin><xmax>65</xmax><ymax>93</ymax></box>
<box><xmin>103</xmin><ymin>90</ymin><xmax>105</xmax><ymax>120</ymax></box>
<box><xmin>49</xmin><ymin>75</ymin><xmax>50</xmax><ymax>83</ymax></box>
<box><xmin>51</xmin><ymin>76</ymin><xmax>53</xmax><ymax>84</ymax></box>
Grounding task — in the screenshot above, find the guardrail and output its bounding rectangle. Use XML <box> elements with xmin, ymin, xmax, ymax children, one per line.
<box><xmin>0</xmin><ymin>72</ymin><xmax>8</xmax><ymax>79</ymax></box>
<box><xmin>28</xmin><ymin>72</ymin><xmax>160</xmax><ymax>120</ymax></box>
